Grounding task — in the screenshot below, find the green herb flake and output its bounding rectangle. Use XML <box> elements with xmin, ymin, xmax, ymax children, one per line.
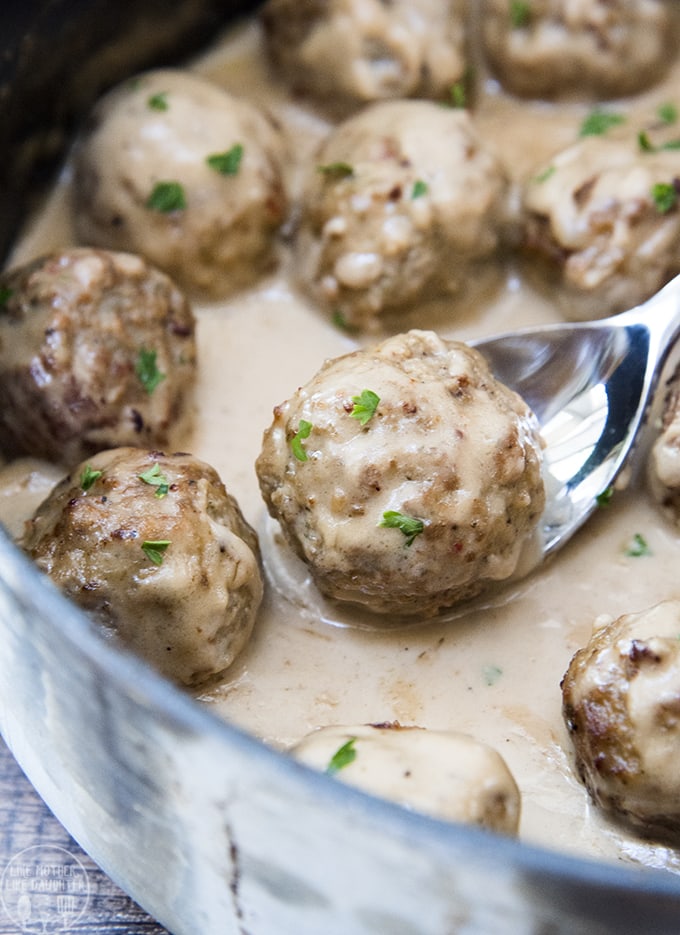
<box><xmin>509</xmin><ymin>0</ymin><xmax>531</xmax><ymax>28</ymax></box>
<box><xmin>658</xmin><ymin>102</ymin><xmax>678</xmax><ymax>126</ymax></box>
<box><xmin>138</xmin><ymin>462</ymin><xmax>170</xmax><ymax>498</ymax></box>
<box><xmin>411</xmin><ymin>179</ymin><xmax>428</xmax><ymax>199</ymax></box>
<box><xmin>146</xmin><ymin>180</ymin><xmax>186</xmax><ymax>213</ymax></box>
<box><xmin>317</xmin><ymin>162</ymin><xmax>354</xmax><ymax>180</ymax></box>
<box><xmin>596</xmin><ymin>486</ymin><xmax>614</xmax><ymax>508</ymax></box>
<box><xmin>350</xmin><ymin>389</ymin><xmax>380</xmax><ymax>426</ymax></box>
<box><xmin>625</xmin><ymin>533</ymin><xmax>652</xmax><ymax>558</ymax></box>
<box><xmin>651</xmin><ymin>181</ymin><xmax>678</xmax><ymax>215</ymax></box>
<box><xmin>534</xmin><ymin>165</ymin><xmax>556</xmax><ymax>184</ymax></box>
<box><xmin>448</xmin><ymin>81</ymin><xmax>467</xmax><ymax>109</ymax></box>
<box><xmin>80</xmin><ymin>465</ymin><xmax>103</xmax><ymax>491</ymax></box>
<box><xmin>141</xmin><ymin>539</ymin><xmax>171</xmax><ymax>565</ymax></box>
<box><xmin>206</xmin><ymin>143</ymin><xmax>244</xmax><ymax>176</ymax></box>
<box><xmin>331</xmin><ymin>309</ymin><xmax>357</xmax><ymax>332</ymax></box>
<box><xmin>579</xmin><ymin>110</ymin><xmax>625</xmax><ymax>138</ymax></box>
<box><xmin>483</xmin><ymin>664</ymin><xmax>503</xmax><ymax>687</ymax></box>
<box><xmin>0</xmin><ymin>286</ymin><xmax>13</xmax><ymax>307</ymax></box>
<box><xmin>379</xmin><ymin>510</ymin><xmax>424</xmax><ymax>547</ymax></box>
<box><xmin>326</xmin><ymin>737</ymin><xmax>357</xmax><ymax>775</ymax></box>
<box><xmin>662</xmin><ymin>140</ymin><xmax>680</xmax><ymax>151</ymax></box>
<box><xmin>135</xmin><ymin>348</ymin><xmax>166</xmax><ymax>395</ymax></box>
<box><xmin>638</xmin><ymin>131</ymin><xmax>656</xmax><ymax>153</ymax></box>
<box><xmin>291</xmin><ymin>419</ymin><xmax>313</xmax><ymax>462</ymax></box>
<box><xmin>148</xmin><ymin>91</ymin><xmax>169</xmax><ymax>111</ymax></box>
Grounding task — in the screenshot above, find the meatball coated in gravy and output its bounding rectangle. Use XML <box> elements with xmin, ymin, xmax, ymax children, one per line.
<box><xmin>22</xmin><ymin>448</ymin><xmax>263</xmax><ymax>686</ymax></box>
<box><xmin>72</xmin><ymin>69</ymin><xmax>288</xmax><ymax>299</ymax></box>
<box><xmin>260</xmin><ymin>0</ymin><xmax>468</xmax><ymax>115</ymax></box>
<box><xmin>522</xmin><ymin>136</ymin><xmax>680</xmax><ymax>320</ymax></box>
<box><xmin>256</xmin><ymin>329</ymin><xmax>545</xmax><ymax>617</ymax></box>
<box><xmin>294</xmin><ymin>101</ymin><xmax>509</xmax><ymax>331</ymax></box>
<box><xmin>649</xmin><ymin>364</ymin><xmax>680</xmax><ymax>522</ymax></box>
<box><xmin>0</xmin><ymin>248</ymin><xmax>196</xmax><ymax>464</ymax></box>
<box><xmin>481</xmin><ymin>0</ymin><xmax>674</xmax><ymax>99</ymax></box>
<box><xmin>291</xmin><ymin>723</ymin><xmax>520</xmax><ymax>834</ymax></box>
<box><xmin>562</xmin><ymin>600</ymin><xmax>680</xmax><ymax>839</ymax></box>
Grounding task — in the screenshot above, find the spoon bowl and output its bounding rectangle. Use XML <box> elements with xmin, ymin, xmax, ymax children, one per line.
<box><xmin>472</xmin><ymin>273</ymin><xmax>680</xmax><ymax>557</ymax></box>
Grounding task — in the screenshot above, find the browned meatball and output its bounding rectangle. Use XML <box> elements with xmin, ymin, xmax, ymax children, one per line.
<box><xmin>260</xmin><ymin>0</ymin><xmax>469</xmax><ymax>115</ymax></box>
<box><xmin>481</xmin><ymin>0</ymin><xmax>675</xmax><ymax>99</ymax></box>
<box><xmin>522</xmin><ymin>136</ymin><xmax>680</xmax><ymax>320</ymax></box>
<box><xmin>291</xmin><ymin>723</ymin><xmax>521</xmax><ymax>834</ymax></box>
<box><xmin>649</xmin><ymin>363</ymin><xmax>680</xmax><ymax>520</ymax></box>
<box><xmin>294</xmin><ymin>101</ymin><xmax>510</xmax><ymax>331</ymax></box>
<box><xmin>256</xmin><ymin>329</ymin><xmax>545</xmax><ymax>617</ymax></box>
<box><xmin>562</xmin><ymin>600</ymin><xmax>680</xmax><ymax>839</ymax></box>
<box><xmin>22</xmin><ymin>447</ymin><xmax>263</xmax><ymax>686</ymax></box>
<box><xmin>0</xmin><ymin>248</ymin><xmax>196</xmax><ymax>464</ymax></box>
<box><xmin>72</xmin><ymin>69</ymin><xmax>288</xmax><ymax>299</ymax></box>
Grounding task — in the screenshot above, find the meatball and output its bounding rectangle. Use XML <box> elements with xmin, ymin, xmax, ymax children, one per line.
<box><xmin>72</xmin><ymin>69</ymin><xmax>288</xmax><ymax>299</ymax></box>
<box><xmin>0</xmin><ymin>248</ymin><xmax>196</xmax><ymax>464</ymax></box>
<box><xmin>291</xmin><ymin>723</ymin><xmax>520</xmax><ymax>834</ymax></box>
<box><xmin>648</xmin><ymin>363</ymin><xmax>680</xmax><ymax>519</ymax></box>
<box><xmin>256</xmin><ymin>329</ymin><xmax>545</xmax><ymax>617</ymax></box>
<box><xmin>260</xmin><ymin>0</ymin><xmax>469</xmax><ymax>115</ymax></box>
<box><xmin>22</xmin><ymin>448</ymin><xmax>263</xmax><ymax>687</ymax></box>
<box><xmin>294</xmin><ymin>101</ymin><xmax>510</xmax><ymax>331</ymax></box>
<box><xmin>481</xmin><ymin>0</ymin><xmax>674</xmax><ymax>99</ymax></box>
<box><xmin>562</xmin><ymin>600</ymin><xmax>680</xmax><ymax>839</ymax></box>
<box><xmin>522</xmin><ymin>136</ymin><xmax>680</xmax><ymax>320</ymax></box>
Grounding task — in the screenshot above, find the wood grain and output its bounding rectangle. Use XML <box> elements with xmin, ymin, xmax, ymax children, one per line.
<box><xmin>0</xmin><ymin>735</ymin><xmax>169</xmax><ymax>934</ymax></box>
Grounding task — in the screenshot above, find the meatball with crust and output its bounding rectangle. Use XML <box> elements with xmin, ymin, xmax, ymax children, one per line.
<box><xmin>256</xmin><ymin>329</ymin><xmax>545</xmax><ymax>617</ymax></box>
<box><xmin>522</xmin><ymin>136</ymin><xmax>680</xmax><ymax>320</ymax></box>
<box><xmin>260</xmin><ymin>0</ymin><xmax>469</xmax><ymax>116</ymax></box>
<box><xmin>648</xmin><ymin>363</ymin><xmax>680</xmax><ymax>521</ymax></box>
<box><xmin>291</xmin><ymin>723</ymin><xmax>520</xmax><ymax>834</ymax></box>
<box><xmin>294</xmin><ymin>101</ymin><xmax>510</xmax><ymax>331</ymax></box>
<box><xmin>481</xmin><ymin>0</ymin><xmax>675</xmax><ymax>99</ymax></box>
<box><xmin>72</xmin><ymin>69</ymin><xmax>288</xmax><ymax>299</ymax></box>
<box><xmin>562</xmin><ymin>600</ymin><xmax>680</xmax><ymax>840</ymax></box>
<box><xmin>22</xmin><ymin>448</ymin><xmax>263</xmax><ymax>687</ymax></box>
<box><xmin>0</xmin><ymin>248</ymin><xmax>196</xmax><ymax>464</ymax></box>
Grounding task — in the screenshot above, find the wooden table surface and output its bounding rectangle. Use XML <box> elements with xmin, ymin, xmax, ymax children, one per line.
<box><xmin>0</xmin><ymin>734</ymin><xmax>169</xmax><ymax>934</ymax></box>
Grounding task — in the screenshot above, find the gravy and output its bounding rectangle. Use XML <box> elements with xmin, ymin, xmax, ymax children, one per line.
<box><xmin>4</xmin><ymin>17</ymin><xmax>680</xmax><ymax>873</ymax></box>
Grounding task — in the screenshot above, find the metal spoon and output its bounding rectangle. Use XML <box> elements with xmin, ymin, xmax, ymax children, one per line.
<box><xmin>471</xmin><ymin>273</ymin><xmax>680</xmax><ymax>558</ymax></box>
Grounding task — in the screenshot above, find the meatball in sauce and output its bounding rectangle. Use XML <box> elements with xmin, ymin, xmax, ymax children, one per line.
<box><xmin>22</xmin><ymin>448</ymin><xmax>263</xmax><ymax>687</ymax></box>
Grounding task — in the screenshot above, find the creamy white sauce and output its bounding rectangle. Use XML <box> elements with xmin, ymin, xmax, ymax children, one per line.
<box><xmin>5</xmin><ymin>18</ymin><xmax>680</xmax><ymax>873</ymax></box>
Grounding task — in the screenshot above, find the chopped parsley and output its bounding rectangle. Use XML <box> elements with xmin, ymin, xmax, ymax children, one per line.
<box><xmin>148</xmin><ymin>91</ymin><xmax>168</xmax><ymax>111</ymax></box>
<box><xmin>510</xmin><ymin>0</ymin><xmax>531</xmax><ymax>28</ymax></box>
<box><xmin>625</xmin><ymin>533</ymin><xmax>652</xmax><ymax>557</ymax></box>
<box><xmin>651</xmin><ymin>181</ymin><xmax>678</xmax><ymax>214</ymax></box>
<box><xmin>579</xmin><ymin>110</ymin><xmax>625</xmax><ymax>138</ymax></box>
<box><xmin>638</xmin><ymin>132</ymin><xmax>680</xmax><ymax>154</ymax></box>
<box><xmin>80</xmin><ymin>465</ymin><xmax>103</xmax><ymax>491</ymax></box>
<box><xmin>206</xmin><ymin>143</ymin><xmax>244</xmax><ymax>176</ymax></box>
<box><xmin>141</xmin><ymin>539</ymin><xmax>171</xmax><ymax>565</ymax></box>
<box><xmin>0</xmin><ymin>286</ymin><xmax>13</xmax><ymax>307</ymax></box>
<box><xmin>138</xmin><ymin>462</ymin><xmax>170</xmax><ymax>498</ymax></box>
<box><xmin>317</xmin><ymin>162</ymin><xmax>354</xmax><ymax>180</ymax></box>
<box><xmin>350</xmin><ymin>389</ymin><xmax>380</xmax><ymax>426</ymax></box>
<box><xmin>331</xmin><ymin>309</ymin><xmax>358</xmax><ymax>332</ymax></box>
<box><xmin>658</xmin><ymin>102</ymin><xmax>678</xmax><ymax>125</ymax></box>
<box><xmin>483</xmin><ymin>664</ymin><xmax>503</xmax><ymax>686</ymax></box>
<box><xmin>326</xmin><ymin>737</ymin><xmax>357</xmax><ymax>775</ymax></box>
<box><xmin>146</xmin><ymin>181</ymin><xmax>186</xmax><ymax>213</ymax></box>
<box><xmin>291</xmin><ymin>419</ymin><xmax>313</xmax><ymax>462</ymax></box>
<box><xmin>411</xmin><ymin>179</ymin><xmax>428</xmax><ymax>199</ymax></box>
<box><xmin>595</xmin><ymin>486</ymin><xmax>614</xmax><ymax>508</ymax></box>
<box><xmin>135</xmin><ymin>348</ymin><xmax>166</xmax><ymax>395</ymax></box>
<box><xmin>448</xmin><ymin>81</ymin><xmax>467</xmax><ymax>108</ymax></box>
<box><xmin>534</xmin><ymin>165</ymin><xmax>556</xmax><ymax>184</ymax></box>
<box><xmin>379</xmin><ymin>510</ymin><xmax>424</xmax><ymax>547</ymax></box>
